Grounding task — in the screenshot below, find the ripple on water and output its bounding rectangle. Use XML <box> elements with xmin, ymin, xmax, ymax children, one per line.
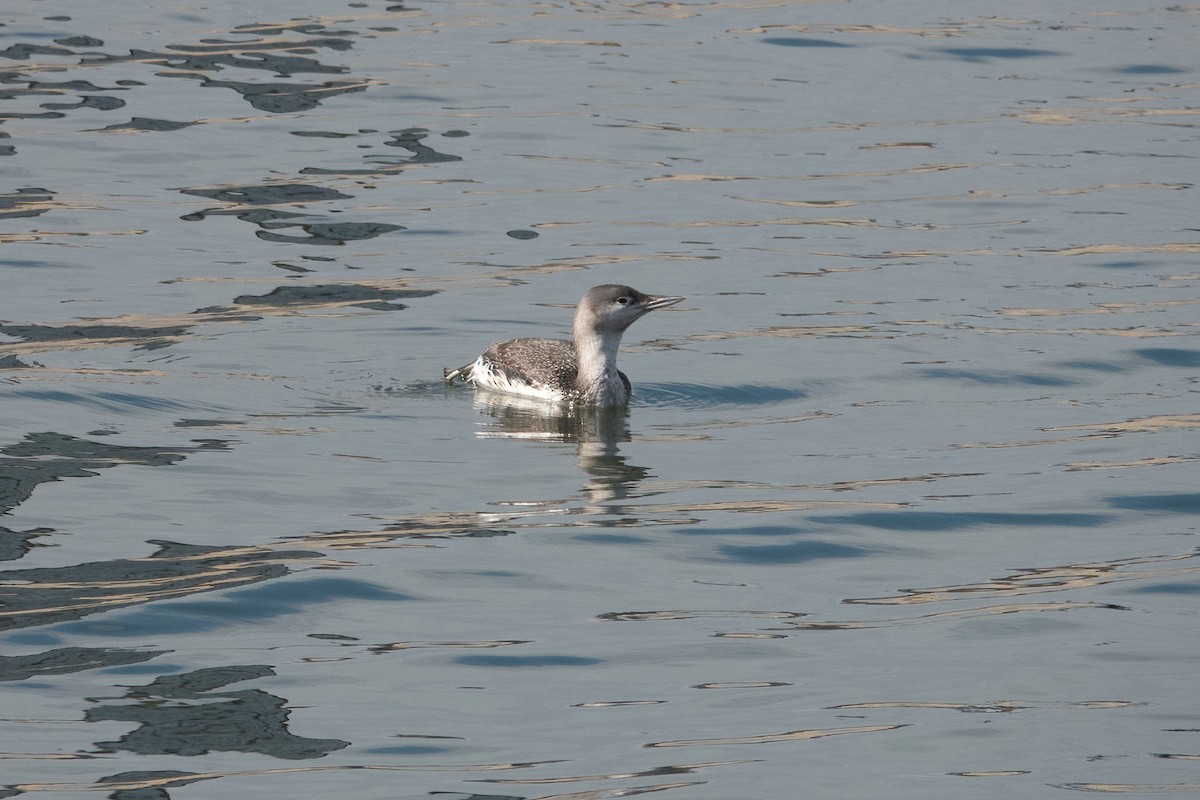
<box><xmin>632</xmin><ymin>382</ymin><xmax>807</xmax><ymax>410</ymax></box>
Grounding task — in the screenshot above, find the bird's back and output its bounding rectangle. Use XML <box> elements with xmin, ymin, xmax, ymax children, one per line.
<box><xmin>447</xmin><ymin>336</ymin><xmax>632</xmax><ymax>402</ymax></box>
<box><xmin>469</xmin><ymin>337</ymin><xmax>579</xmax><ymax>400</ymax></box>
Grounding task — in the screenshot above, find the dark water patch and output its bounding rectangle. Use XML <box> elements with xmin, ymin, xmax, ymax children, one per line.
<box><xmin>392</xmin><ymin>93</ymin><xmax>453</xmax><ymax>103</ymax></box>
<box><xmin>86</xmin><ymin>42</ymin><xmax>352</xmax><ymax>78</ymax></box>
<box><xmin>916</xmin><ymin>368</ymin><xmax>1080</xmax><ymax>387</ymax></box>
<box><xmin>632</xmin><ymin>383</ymin><xmax>807</xmax><ymax>409</ymax></box>
<box><xmin>1053</xmin><ymin>359</ymin><xmax>1125</xmax><ymax>373</ymax></box>
<box><xmin>182</xmin><ymin>203</ymin><xmax>405</xmax><ymax>245</ymax></box>
<box><xmin>86</xmin><ymin>665</ymin><xmax>350</xmax><ymax>758</ymax></box>
<box><xmin>716</xmin><ymin>540</ymin><xmax>872</xmax><ymax>564</ymax></box>
<box><xmin>0</xmin><ymin>432</ymin><xmax>225</xmax><ymax>516</ymax></box>
<box><xmin>1133</xmin><ymin>348</ymin><xmax>1200</xmax><ymax>367</ymax></box>
<box><xmin>0</xmin><ymin>321</ymin><xmax>190</xmax><ymax>347</ymax></box>
<box><xmin>0</xmin><ymin>647</ymin><xmax>168</xmax><ymax>682</ymax></box>
<box><xmin>454</xmin><ymin>654</ymin><xmax>604</xmax><ymax>668</ymax></box>
<box><xmin>0</xmin><ymin>187</ymin><xmax>55</xmax><ymax>219</ymax></box>
<box><xmin>3</xmin><ymin>388</ymin><xmax>194</xmax><ymax>413</ymax></box>
<box><xmin>0</xmin><ymin>257</ymin><xmax>59</xmax><ymax>268</ymax></box>
<box><xmin>225</xmin><ymin>284</ymin><xmax>437</xmax><ymax>311</ymax></box>
<box><xmin>165</xmin><ymin>37</ymin><xmax>353</xmax><ymax>55</ymax></box>
<box><xmin>0</xmin><ymin>539</ymin><xmax>318</xmax><ymax>631</ymax></box>
<box><xmin>160</xmin><ymin>73</ymin><xmax>367</xmax><ymax>113</ymax></box>
<box><xmin>1115</xmin><ymin>64</ymin><xmax>1187</xmax><ymax>74</ymax></box>
<box><xmin>507</xmin><ymin>229</ymin><xmax>538</xmax><ymax>239</ymax></box>
<box><xmin>309</xmin><ymin>522</ymin><xmax>519</xmax><ymax>544</ymax></box>
<box><xmin>932</xmin><ymin>47</ymin><xmax>1066</xmax><ymax>61</ymax></box>
<box><xmin>363</xmin><ymin>744</ymin><xmax>458</xmax><ymax>755</ymax></box>
<box><xmin>0</xmin><ymin>110</ymin><xmax>67</xmax><ymax>123</ymax></box>
<box><xmin>273</xmin><ymin>261</ymin><xmax>315</xmax><ymax>273</ymax></box>
<box><xmin>369</xmin><ymin>128</ymin><xmax>464</xmax><ymax>165</ymax></box>
<box><xmin>94</xmin><ymin>117</ymin><xmax>198</xmax><ymax>132</ymax></box>
<box><xmin>0</xmin><ymin>355</ymin><xmax>39</xmax><ymax>368</ymax></box>
<box><xmin>761</xmin><ymin>37</ymin><xmax>854</xmax><ymax>48</ymax></box>
<box><xmin>1095</xmin><ymin>261</ymin><xmax>1150</xmax><ymax>269</ymax></box>
<box><xmin>0</xmin><ymin>525</ymin><xmax>52</xmax><ymax>562</ymax></box>
<box><xmin>79</xmin><ymin>576</ymin><xmax>413</xmax><ymax>636</ymax></box>
<box><xmin>174</xmin><ymin>418</ymin><xmax>244</xmax><ymax>428</ymax></box>
<box><xmin>1127</xmin><ymin>582</ymin><xmax>1200</xmax><ymax>595</ymax></box>
<box><xmin>291</xmin><ymin>130</ymin><xmax>358</xmax><ymax>138</ymax></box>
<box><xmin>573</xmin><ymin>533</ymin><xmax>650</xmax><ymax>544</ymax></box>
<box><xmin>54</xmin><ymin>36</ymin><xmax>103</xmax><ymax>48</ymax></box>
<box><xmin>11</xmin><ymin>79</ymin><xmax>117</xmax><ymax>93</ymax></box>
<box><xmin>294</xmin><ymin>127</ymin><xmax>465</xmax><ymax>176</ymax></box>
<box><xmin>1105</xmin><ymin>493</ymin><xmax>1200</xmax><ymax>514</ymax></box>
<box><xmin>180</xmin><ymin>183</ymin><xmax>352</xmax><ymax>205</ymax></box>
<box><xmin>0</xmin><ymin>43</ymin><xmax>76</xmax><ymax>60</ymax></box>
<box><xmin>806</xmin><ymin>510</ymin><xmax>1110</xmax><ymax>531</ymax></box>
<box><xmin>180</xmin><ymin>206</ymin><xmax>307</xmax><ymax>224</ymax></box>
<box><xmin>310</xmin><ymin>632</ymin><xmax>360</xmax><ymax>641</ymax></box>
<box><xmin>256</xmin><ymin>221</ymin><xmax>406</xmax><ymax>245</ymax></box>
<box><xmin>40</xmin><ymin>94</ymin><xmax>124</xmax><ymax>110</ymax></box>
<box><xmin>231</xmin><ymin>21</ymin><xmax>358</xmax><ymax>37</ymax></box>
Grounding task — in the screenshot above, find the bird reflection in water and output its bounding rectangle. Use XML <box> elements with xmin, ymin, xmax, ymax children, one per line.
<box><xmin>470</xmin><ymin>392</ymin><xmax>650</xmax><ymax>510</ymax></box>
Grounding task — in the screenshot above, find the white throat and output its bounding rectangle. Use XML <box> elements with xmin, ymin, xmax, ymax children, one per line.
<box><xmin>573</xmin><ymin>322</ymin><xmax>626</xmax><ymax>403</ymax></box>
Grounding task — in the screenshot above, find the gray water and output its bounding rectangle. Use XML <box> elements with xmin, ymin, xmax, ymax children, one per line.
<box><xmin>1</xmin><ymin>1</ymin><xmax>1198</xmax><ymax>797</ymax></box>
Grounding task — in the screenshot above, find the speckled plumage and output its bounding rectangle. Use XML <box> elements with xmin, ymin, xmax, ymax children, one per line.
<box><xmin>445</xmin><ymin>284</ymin><xmax>684</xmax><ymax>406</ymax></box>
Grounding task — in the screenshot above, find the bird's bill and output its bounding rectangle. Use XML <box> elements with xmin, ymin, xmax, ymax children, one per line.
<box><xmin>643</xmin><ymin>295</ymin><xmax>685</xmax><ymax>311</ymax></box>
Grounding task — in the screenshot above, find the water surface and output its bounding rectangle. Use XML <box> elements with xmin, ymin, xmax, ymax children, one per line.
<box><xmin>1</xmin><ymin>1</ymin><xmax>1198</xmax><ymax>798</ymax></box>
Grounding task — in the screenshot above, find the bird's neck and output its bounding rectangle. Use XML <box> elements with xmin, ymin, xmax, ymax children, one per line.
<box><xmin>573</xmin><ymin>322</ymin><xmax>625</xmax><ymax>403</ymax></box>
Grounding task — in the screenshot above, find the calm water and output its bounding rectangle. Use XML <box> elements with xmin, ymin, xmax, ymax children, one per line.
<box><xmin>2</xmin><ymin>0</ymin><xmax>1198</xmax><ymax>797</ymax></box>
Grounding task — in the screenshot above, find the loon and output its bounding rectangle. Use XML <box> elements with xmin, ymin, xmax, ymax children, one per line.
<box><xmin>444</xmin><ymin>284</ymin><xmax>685</xmax><ymax>406</ymax></box>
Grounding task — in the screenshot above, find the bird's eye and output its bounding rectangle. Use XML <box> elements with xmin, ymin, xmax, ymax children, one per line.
<box><xmin>617</xmin><ymin>296</ymin><xmax>631</xmax><ymax>305</ymax></box>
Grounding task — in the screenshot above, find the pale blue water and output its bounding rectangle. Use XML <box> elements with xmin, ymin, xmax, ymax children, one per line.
<box><xmin>1</xmin><ymin>1</ymin><xmax>1198</xmax><ymax>798</ymax></box>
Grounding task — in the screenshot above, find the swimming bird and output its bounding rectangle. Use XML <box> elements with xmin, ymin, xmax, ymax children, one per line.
<box><xmin>444</xmin><ymin>284</ymin><xmax>684</xmax><ymax>406</ymax></box>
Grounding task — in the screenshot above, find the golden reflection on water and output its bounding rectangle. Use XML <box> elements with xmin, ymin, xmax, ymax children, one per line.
<box><xmin>830</xmin><ymin>700</ymin><xmax>1133</xmax><ymax>712</ymax></box>
<box><xmin>772</xmin><ymin>601</ymin><xmax>1119</xmax><ymax>632</ymax></box>
<box><xmin>645</xmin><ymin>724</ymin><xmax>905</xmax><ymax>748</ymax></box>
<box><xmin>843</xmin><ymin>550</ymin><xmax>1200</xmax><ymax>607</ymax></box>
<box><xmin>1063</xmin><ymin>455</ymin><xmax>1198</xmax><ymax>471</ymax></box>
<box><xmin>472</xmin><ymin>759</ymin><xmax>752</xmax><ymax>784</ymax></box>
